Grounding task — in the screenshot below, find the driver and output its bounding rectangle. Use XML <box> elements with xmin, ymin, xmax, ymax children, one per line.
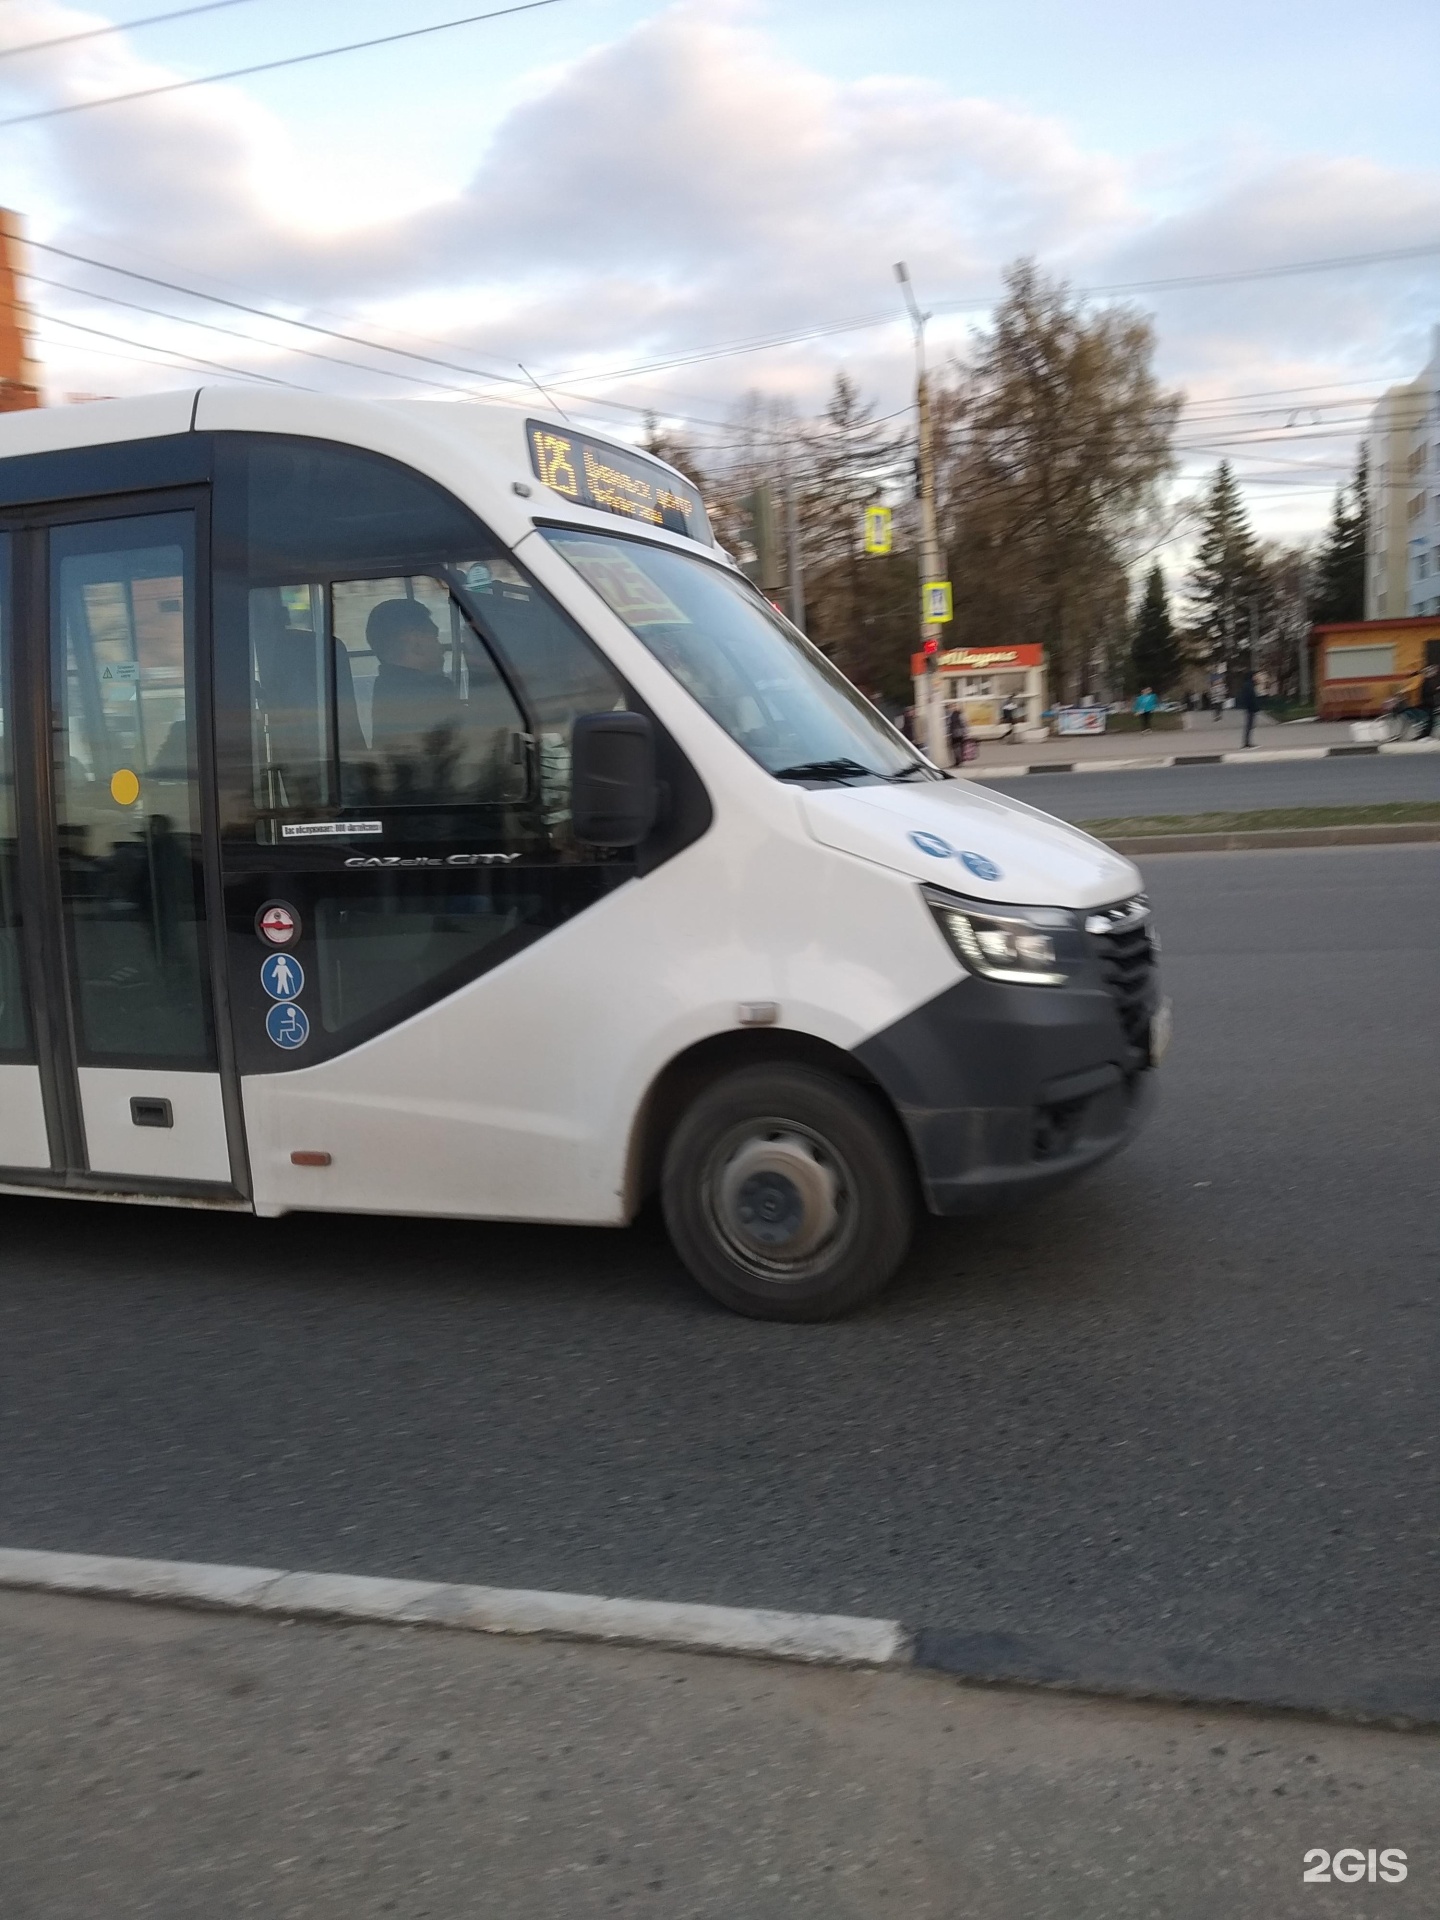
<box><xmin>366</xmin><ymin>598</ymin><xmax>459</xmax><ymax>753</ymax></box>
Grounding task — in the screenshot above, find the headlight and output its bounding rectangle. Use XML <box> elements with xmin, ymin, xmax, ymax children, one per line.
<box><xmin>923</xmin><ymin>886</ymin><xmax>1075</xmax><ymax>986</ymax></box>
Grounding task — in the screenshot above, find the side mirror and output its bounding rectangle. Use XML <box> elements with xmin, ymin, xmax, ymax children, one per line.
<box><xmin>570</xmin><ymin>712</ymin><xmax>658</xmax><ymax>848</ymax></box>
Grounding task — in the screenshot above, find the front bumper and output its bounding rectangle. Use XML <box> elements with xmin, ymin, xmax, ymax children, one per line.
<box><xmin>854</xmin><ymin>932</ymin><xmax>1162</xmax><ymax>1216</ymax></box>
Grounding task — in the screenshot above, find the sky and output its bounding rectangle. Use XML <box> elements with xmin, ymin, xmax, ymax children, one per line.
<box><xmin>0</xmin><ymin>0</ymin><xmax>1438</xmax><ymax>559</ymax></box>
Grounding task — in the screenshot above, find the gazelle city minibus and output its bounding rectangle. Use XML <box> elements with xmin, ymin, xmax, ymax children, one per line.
<box><xmin>0</xmin><ymin>390</ymin><xmax>1165</xmax><ymax>1319</ymax></box>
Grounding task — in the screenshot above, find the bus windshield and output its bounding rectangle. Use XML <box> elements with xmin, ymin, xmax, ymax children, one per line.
<box><xmin>542</xmin><ymin>529</ymin><xmax>934</xmax><ymax>784</ymax></box>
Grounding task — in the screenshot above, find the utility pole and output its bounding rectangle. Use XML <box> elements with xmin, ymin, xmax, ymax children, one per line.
<box><xmin>780</xmin><ymin>433</ymin><xmax>805</xmax><ymax>630</ymax></box>
<box><xmin>895</xmin><ymin>262</ymin><xmax>945</xmax><ymax>764</ymax></box>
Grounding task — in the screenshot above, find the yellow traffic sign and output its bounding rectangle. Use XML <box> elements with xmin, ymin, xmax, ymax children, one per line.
<box><xmin>923</xmin><ymin>579</ymin><xmax>953</xmax><ymax>623</ymax></box>
<box><xmin>863</xmin><ymin>504</ymin><xmax>893</xmax><ymax>555</ymax></box>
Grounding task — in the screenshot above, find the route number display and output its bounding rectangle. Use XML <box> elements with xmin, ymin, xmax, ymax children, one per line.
<box><xmin>527</xmin><ymin>421</ymin><xmax>711</xmax><ymax>544</ymax></box>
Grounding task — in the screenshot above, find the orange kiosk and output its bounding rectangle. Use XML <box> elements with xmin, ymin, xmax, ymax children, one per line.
<box><xmin>911</xmin><ymin>642</ymin><xmax>1047</xmax><ymax>740</ymax></box>
<box><xmin>1310</xmin><ymin>618</ymin><xmax>1440</xmax><ymax>721</ymax></box>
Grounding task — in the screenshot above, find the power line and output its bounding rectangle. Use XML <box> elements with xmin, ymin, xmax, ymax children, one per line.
<box><xmin>25</xmin><ymin>308</ymin><xmax>300</xmax><ymax>384</ymax></box>
<box><xmin>0</xmin><ymin>0</ymin><xmax>569</xmax><ymax>129</ymax></box>
<box><xmin>0</xmin><ymin>0</ymin><xmax>259</xmax><ymax>63</ymax></box>
<box><xmin>26</xmin><ymin>238</ymin><xmax>525</xmax><ymax>386</ymax></box>
<box><xmin>22</xmin><ymin>234</ymin><xmax>1440</xmax><ymax>443</ymax></box>
<box><xmin>23</xmin><ymin>270</ymin><xmax>502</xmax><ymax>396</ymax></box>
<box><xmin>20</xmin><ymin>240</ymin><xmax>751</xmax><ymax>426</ymax></box>
<box><xmin>533</xmin><ymin>240</ymin><xmax>1440</xmax><ymax>388</ymax></box>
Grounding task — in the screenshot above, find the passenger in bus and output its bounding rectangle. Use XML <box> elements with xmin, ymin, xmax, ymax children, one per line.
<box><xmin>366</xmin><ymin>599</ymin><xmax>458</xmax><ymax>739</ymax></box>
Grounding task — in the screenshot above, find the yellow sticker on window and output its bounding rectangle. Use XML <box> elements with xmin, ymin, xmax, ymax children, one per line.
<box><xmin>110</xmin><ymin>769</ymin><xmax>140</xmax><ymax>806</ymax></box>
<box><xmin>564</xmin><ymin>543</ymin><xmax>689</xmax><ymax>629</ymax></box>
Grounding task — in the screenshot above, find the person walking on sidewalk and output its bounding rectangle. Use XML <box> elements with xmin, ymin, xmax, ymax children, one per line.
<box><xmin>1238</xmin><ymin>669</ymin><xmax>1260</xmax><ymax>748</ymax></box>
<box><xmin>946</xmin><ymin>702</ymin><xmax>970</xmax><ymax>766</ymax></box>
<box><xmin>1134</xmin><ymin>686</ymin><xmax>1158</xmax><ymax>732</ymax></box>
<box><xmin>1414</xmin><ymin>661</ymin><xmax>1439</xmax><ymax>738</ymax></box>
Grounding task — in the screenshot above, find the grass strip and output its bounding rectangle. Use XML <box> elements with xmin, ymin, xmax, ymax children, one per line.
<box><xmin>1076</xmin><ymin>802</ymin><xmax>1440</xmax><ymax>838</ymax></box>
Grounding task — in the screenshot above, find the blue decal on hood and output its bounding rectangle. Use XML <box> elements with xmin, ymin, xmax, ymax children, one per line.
<box><xmin>910</xmin><ymin>831</ymin><xmax>954</xmax><ymax>858</ymax></box>
<box><xmin>959</xmin><ymin>850</ymin><xmax>1003</xmax><ymax>881</ymax></box>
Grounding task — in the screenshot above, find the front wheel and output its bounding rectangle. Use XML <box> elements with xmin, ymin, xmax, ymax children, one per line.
<box><xmin>661</xmin><ymin>1064</ymin><xmax>917</xmax><ymax>1321</ymax></box>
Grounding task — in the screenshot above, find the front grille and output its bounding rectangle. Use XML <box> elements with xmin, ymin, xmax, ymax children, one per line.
<box><xmin>1087</xmin><ymin>895</ymin><xmax>1157</xmax><ymax>1053</ymax></box>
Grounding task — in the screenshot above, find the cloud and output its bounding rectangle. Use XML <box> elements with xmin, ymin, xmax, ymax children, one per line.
<box><xmin>6</xmin><ymin>0</ymin><xmax>1439</xmax><ymax>533</ymax></box>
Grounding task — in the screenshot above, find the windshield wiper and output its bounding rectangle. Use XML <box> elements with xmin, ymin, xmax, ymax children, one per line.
<box><xmin>885</xmin><ymin>762</ymin><xmax>935</xmax><ymax>781</ymax></box>
<box><xmin>770</xmin><ymin>757</ymin><xmax>882</xmax><ymax>783</ymax></box>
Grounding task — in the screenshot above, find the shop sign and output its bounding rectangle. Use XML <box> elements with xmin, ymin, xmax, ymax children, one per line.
<box><xmin>937</xmin><ymin>645</ymin><xmax>1044</xmax><ymax>670</ymax></box>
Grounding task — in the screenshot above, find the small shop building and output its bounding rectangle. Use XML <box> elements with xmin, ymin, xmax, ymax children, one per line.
<box><xmin>910</xmin><ymin>643</ymin><xmax>1047</xmax><ymax>739</ymax></box>
<box><xmin>1309</xmin><ymin>617</ymin><xmax>1440</xmax><ymax>720</ymax></box>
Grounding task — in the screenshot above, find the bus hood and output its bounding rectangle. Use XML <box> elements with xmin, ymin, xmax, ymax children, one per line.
<box><xmin>801</xmin><ymin>778</ymin><xmax>1141</xmax><ymax>910</ymax></box>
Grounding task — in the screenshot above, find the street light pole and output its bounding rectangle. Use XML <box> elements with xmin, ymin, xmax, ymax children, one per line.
<box><xmin>895</xmin><ymin>261</ymin><xmax>946</xmax><ymax>765</ymax></box>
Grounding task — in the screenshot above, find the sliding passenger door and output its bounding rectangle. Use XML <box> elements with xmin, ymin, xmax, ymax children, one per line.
<box><xmin>19</xmin><ymin>500</ymin><xmax>239</xmax><ymax>1188</ymax></box>
<box><xmin>0</xmin><ymin>530</ymin><xmax>47</xmax><ymax>1169</ymax></box>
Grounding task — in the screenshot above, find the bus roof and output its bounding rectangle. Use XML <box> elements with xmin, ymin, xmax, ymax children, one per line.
<box><xmin>0</xmin><ymin>387</ymin><xmax>718</xmax><ymax>558</ymax></box>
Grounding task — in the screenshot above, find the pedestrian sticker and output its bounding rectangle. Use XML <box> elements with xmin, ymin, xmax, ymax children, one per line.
<box><xmin>923</xmin><ymin>579</ymin><xmax>954</xmax><ymax>624</ymax></box>
<box><xmin>266</xmin><ymin>1001</ymin><xmax>310</xmax><ymax>1050</ymax></box>
<box><xmin>256</xmin><ymin>901</ymin><xmax>301</xmax><ymax>947</ymax></box>
<box><xmin>261</xmin><ymin>953</ymin><xmax>305</xmax><ymax>1001</ymax></box>
<box><xmin>960</xmin><ymin>851</ymin><xmax>1002</xmax><ymax>881</ymax></box>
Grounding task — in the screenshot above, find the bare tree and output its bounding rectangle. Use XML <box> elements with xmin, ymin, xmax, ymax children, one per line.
<box><xmin>934</xmin><ymin>261</ymin><xmax>1182</xmax><ymax>700</ymax></box>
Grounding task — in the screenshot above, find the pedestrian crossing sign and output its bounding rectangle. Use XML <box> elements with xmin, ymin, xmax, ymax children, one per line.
<box><xmin>923</xmin><ymin>579</ymin><xmax>953</xmax><ymax>623</ymax></box>
<box><xmin>864</xmin><ymin>504</ymin><xmax>893</xmax><ymax>554</ymax></box>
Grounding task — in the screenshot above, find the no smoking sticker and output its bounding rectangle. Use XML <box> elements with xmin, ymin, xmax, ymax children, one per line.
<box><xmin>256</xmin><ymin>901</ymin><xmax>301</xmax><ymax>947</ymax></box>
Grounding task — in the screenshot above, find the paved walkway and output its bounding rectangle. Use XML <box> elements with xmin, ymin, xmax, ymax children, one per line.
<box><xmin>3</xmin><ymin>1588</ymin><xmax>1434</xmax><ymax>1920</ymax></box>
<box><xmin>961</xmin><ymin>715</ymin><xmax>1364</xmax><ymax>774</ymax></box>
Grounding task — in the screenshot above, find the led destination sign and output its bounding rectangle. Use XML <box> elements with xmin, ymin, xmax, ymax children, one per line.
<box><xmin>527</xmin><ymin>421</ymin><xmax>711</xmax><ymax>544</ymax></box>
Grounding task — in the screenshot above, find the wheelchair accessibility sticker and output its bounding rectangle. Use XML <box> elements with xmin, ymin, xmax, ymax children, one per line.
<box><xmin>260</xmin><ymin>953</ymin><xmax>305</xmax><ymax>1001</ymax></box>
<box><xmin>266</xmin><ymin>1001</ymin><xmax>310</xmax><ymax>1050</ymax></box>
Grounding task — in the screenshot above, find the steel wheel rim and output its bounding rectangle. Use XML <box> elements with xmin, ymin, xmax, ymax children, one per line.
<box><xmin>702</xmin><ymin>1117</ymin><xmax>857</xmax><ymax>1282</ymax></box>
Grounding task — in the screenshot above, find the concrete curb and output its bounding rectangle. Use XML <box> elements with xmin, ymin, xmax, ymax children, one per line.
<box><xmin>964</xmin><ymin>740</ymin><xmax>1440</xmax><ymax>779</ymax></box>
<box><xmin>0</xmin><ymin>1548</ymin><xmax>909</xmax><ymax>1669</ymax></box>
<box><xmin>3</xmin><ymin>1547</ymin><xmax>1438</xmax><ymax>1728</ymax></box>
<box><xmin>1104</xmin><ymin>822</ymin><xmax>1440</xmax><ymax>855</ymax></box>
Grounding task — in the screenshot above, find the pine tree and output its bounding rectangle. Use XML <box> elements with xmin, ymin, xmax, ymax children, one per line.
<box><xmin>1310</xmin><ymin>443</ymin><xmax>1368</xmax><ymax>625</ymax></box>
<box><xmin>1130</xmin><ymin>563</ymin><xmax>1182</xmax><ymax>693</ymax></box>
<box><xmin>1187</xmin><ymin>461</ymin><xmax>1263</xmax><ymax>677</ymax></box>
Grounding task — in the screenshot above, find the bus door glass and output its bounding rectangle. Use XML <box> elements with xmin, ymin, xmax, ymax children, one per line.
<box><xmin>47</xmin><ymin>510</ymin><xmax>233</xmax><ymax>1183</ymax></box>
<box><xmin>0</xmin><ymin>527</ymin><xmax>48</xmax><ymax>1169</ymax></box>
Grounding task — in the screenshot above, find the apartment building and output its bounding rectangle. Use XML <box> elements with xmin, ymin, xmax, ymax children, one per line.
<box><xmin>1366</xmin><ymin>324</ymin><xmax>1440</xmax><ymax>618</ymax></box>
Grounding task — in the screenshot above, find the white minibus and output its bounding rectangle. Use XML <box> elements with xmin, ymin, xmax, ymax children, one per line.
<box><xmin>0</xmin><ymin>391</ymin><xmax>1164</xmax><ymax>1318</ymax></box>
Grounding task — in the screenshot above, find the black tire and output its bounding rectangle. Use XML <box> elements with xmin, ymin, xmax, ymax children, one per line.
<box><xmin>661</xmin><ymin>1063</ymin><xmax>916</xmax><ymax>1321</ymax></box>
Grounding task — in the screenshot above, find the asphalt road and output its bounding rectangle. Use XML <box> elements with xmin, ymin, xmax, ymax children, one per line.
<box><xmin>2</xmin><ymin>846</ymin><xmax>1437</xmax><ymax>1712</ymax></box>
<box><xmin>977</xmin><ymin>750</ymin><xmax>1440</xmax><ymax>821</ymax></box>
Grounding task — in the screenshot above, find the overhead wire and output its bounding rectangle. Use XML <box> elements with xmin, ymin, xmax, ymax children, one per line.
<box><xmin>20</xmin><ymin>236</ymin><xmax>1440</xmax><ymax>444</ymax></box>
<box><xmin>0</xmin><ymin>0</ymin><xmax>570</xmax><ymax>128</ymax></box>
<box><xmin>0</xmin><ymin>0</ymin><xmax>259</xmax><ymax>63</ymax></box>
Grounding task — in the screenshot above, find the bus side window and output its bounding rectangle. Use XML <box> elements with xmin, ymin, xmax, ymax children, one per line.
<box><xmin>249</xmin><ymin>584</ymin><xmax>333</xmax><ymax>823</ymax></box>
<box><xmin>457</xmin><ymin>560</ymin><xmax>625</xmax><ymax>833</ymax></box>
<box><xmin>330</xmin><ymin>576</ymin><xmax>527</xmax><ymax>810</ymax></box>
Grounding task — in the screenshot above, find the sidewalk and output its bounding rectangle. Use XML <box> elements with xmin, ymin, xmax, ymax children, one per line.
<box><xmin>963</xmin><ymin>714</ymin><xmax>1370</xmax><ymax>775</ymax></box>
<box><xmin>2</xmin><ymin>1586</ymin><xmax>1434</xmax><ymax>1920</ymax></box>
